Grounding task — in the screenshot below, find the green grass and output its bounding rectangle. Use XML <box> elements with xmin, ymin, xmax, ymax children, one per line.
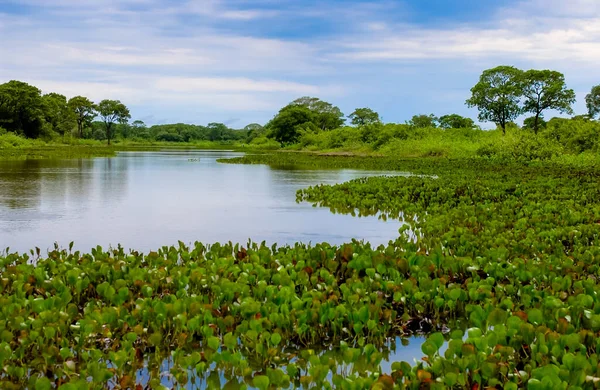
<box><xmin>0</xmin><ymin>133</ymin><xmax>257</xmax><ymax>160</ymax></box>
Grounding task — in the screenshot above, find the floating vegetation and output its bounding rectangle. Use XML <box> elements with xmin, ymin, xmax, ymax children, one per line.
<box><xmin>2</xmin><ymin>152</ymin><xmax>600</xmax><ymax>388</ymax></box>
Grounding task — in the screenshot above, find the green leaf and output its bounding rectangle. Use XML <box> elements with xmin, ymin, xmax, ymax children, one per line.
<box><xmin>253</xmin><ymin>375</ymin><xmax>270</xmax><ymax>390</ymax></box>
<box><xmin>270</xmin><ymin>332</ymin><xmax>282</xmax><ymax>346</ymax></box>
<box><xmin>35</xmin><ymin>377</ymin><xmax>52</xmax><ymax>390</ymax></box>
<box><xmin>528</xmin><ymin>308</ymin><xmax>543</xmax><ymax>325</ymax></box>
<box><xmin>207</xmin><ymin>336</ymin><xmax>220</xmax><ymax>350</ymax></box>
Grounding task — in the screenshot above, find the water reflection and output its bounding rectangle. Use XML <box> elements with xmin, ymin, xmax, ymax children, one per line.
<box><xmin>132</xmin><ymin>336</ymin><xmax>426</xmax><ymax>389</ymax></box>
<box><xmin>0</xmin><ymin>150</ymin><xmax>402</xmax><ymax>253</ymax></box>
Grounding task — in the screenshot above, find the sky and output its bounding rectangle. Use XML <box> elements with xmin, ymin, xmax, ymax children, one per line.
<box><xmin>0</xmin><ymin>0</ymin><xmax>599</xmax><ymax>128</ymax></box>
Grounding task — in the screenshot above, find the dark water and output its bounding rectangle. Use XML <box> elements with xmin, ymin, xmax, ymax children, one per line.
<box><xmin>0</xmin><ymin>150</ymin><xmax>404</xmax><ymax>254</ymax></box>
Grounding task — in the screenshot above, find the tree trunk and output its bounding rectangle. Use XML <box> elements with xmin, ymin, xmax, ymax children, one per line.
<box><xmin>106</xmin><ymin>123</ymin><xmax>111</xmax><ymax>145</ymax></box>
<box><xmin>534</xmin><ymin>112</ymin><xmax>540</xmax><ymax>135</ymax></box>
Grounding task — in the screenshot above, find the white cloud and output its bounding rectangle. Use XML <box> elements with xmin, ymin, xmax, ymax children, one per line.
<box><xmin>154</xmin><ymin>77</ymin><xmax>319</xmax><ymax>94</ymax></box>
<box><xmin>1</xmin><ymin>0</ymin><xmax>599</xmax><ymax>125</ymax></box>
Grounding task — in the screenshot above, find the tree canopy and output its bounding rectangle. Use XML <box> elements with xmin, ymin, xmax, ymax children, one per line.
<box><xmin>0</xmin><ymin>80</ymin><xmax>46</xmax><ymax>138</ymax></box>
<box><xmin>291</xmin><ymin>97</ymin><xmax>345</xmax><ymax>130</ymax></box>
<box><xmin>438</xmin><ymin>114</ymin><xmax>476</xmax><ymax>129</ymax></box>
<box><xmin>267</xmin><ymin>104</ymin><xmax>314</xmax><ymax>144</ymax></box>
<box><xmin>586</xmin><ymin>85</ymin><xmax>600</xmax><ymax>119</ymax></box>
<box><xmin>67</xmin><ymin>96</ymin><xmax>96</xmax><ymax>138</ymax></box>
<box><xmin>521</xmin><ymin>69</ymin><xmax>575</xmax><ymax>134</ymax></box>
<box><xmin>348</xmin><ymin>108</ymin><xmax>381</xmax><ymax>126</ymax></box>
<box><xmin>408</xmin><ymin>114</ymin><xmax>437</xmax><ymax>128</ymax></box>
<box><xmin>96</xmin><ymin>99</ymin><xmax>131</xmax><ymax>145</ymax></box>
<box><xmin>466</xmin><ymin>66</ymin><xmax>523</xmax><ymax>134</ymax></box>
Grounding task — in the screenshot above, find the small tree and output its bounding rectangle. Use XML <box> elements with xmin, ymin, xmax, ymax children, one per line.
<box><xmin>585</xmin><ymin>85</ymin><xmax>600</xmax><ymax>119</ymax></box>
<box><xmin>408</xmin><ymin>114</ymin><xmax>437</xmax><ymax>128</ymax></box>
<box><xmin>68</xmin><ymin>96</ymin><xmax>96</xmax><ymax>138</ymax></box>
<box><xmin>96</xmin><ymin>100</ymin><xmax>130</xmax><ymax>145</ymax></box>
<box><xmin>348</xmin><ymin>108</ymin><xmax>381</xmax><ymax>126</ymax></box>
<box><xmin>438</xmin><ymin>114</ymin><xmax>476</xmax><ymax>129</ymax></box>
<box><xmin>521</xmin><ymin>69</ymin><xmax>575</xmax><ymax>134</ymax></box>
<box><xmin>466</xmin><ymin>66</ymin><xmax>523</xmax><ymax>135</ymax></box>
<box><xmin>523</xmin><ymin>116</ymin><xmax>547</xmax><ymax>131</ymax></box>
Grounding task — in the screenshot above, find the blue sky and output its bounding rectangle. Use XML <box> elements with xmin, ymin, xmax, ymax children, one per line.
<box><xmin>1</xmin><ymin>0</ymin><xmax>599</xmax><ymax>128</ymax></box>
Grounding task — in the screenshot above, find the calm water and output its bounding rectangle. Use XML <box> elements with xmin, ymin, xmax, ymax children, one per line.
<box><xmin>0</xmin><ymin>150</ymin><xmax>404</xmax><ymax>253</ymax></box>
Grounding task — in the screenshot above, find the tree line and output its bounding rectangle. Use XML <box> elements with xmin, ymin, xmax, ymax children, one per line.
<box><xmin>1</xmin><ymin>66</ymin><xmax>599</xmax><ymax>146</ymax></box>
<box><xmin>0</xmin><ymin>81</ymin><xmax>248</xmax><ymax>144</ymax></box>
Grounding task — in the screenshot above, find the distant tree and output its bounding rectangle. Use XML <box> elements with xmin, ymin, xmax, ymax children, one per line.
<box><xmin>408</xmin><ymin>114</ymin><xmax>438</xmax><ymax>128</ymax></box>
<box><xmin>0</xmin><ymin>80</ymin><xmax>46</xmax><ymax>138</ymax></box>
<box><xmin>96</xmin><ymin>99</ymin><xmax>130</xmax><ymax>145</ymax></box>
<box><xmin>207</xmin><ymin>122</ymin><xmax>229</xmax><ymax>141</ymax></box>
<box><xmin>585</xmin><ymin>85</ymin><xmax>600</xmax><ymax>119</ymax></box>
<box><xmin>68</xmin><ymin>96</ymin><xmax>96</xmax><ymax>138</ymax></box>
<box><xmin>438</xmin><ymin>114</ymin><xmax>475</xmax><ymax>129</ymax></box>
<box><xmin>244</xmin><ymin>123</ymin><xmax>265</xmax><ymax>142</ymax></box>
<box><xmin>291</xmin><ymin>97</ymin><xmax>345</xmax><ymax>130</ymax></box>
<box><xmin>132</xmin><ymin>120</ymin><xmax>146</xmax><ymax>129</ymax></box>
<box><xmin>572</xmin><ymin>114</ymin><xmax>592</xmax><ymax>122</ymax></box>
<box><xmin>348</xmin><ymin>108</ymin><xmax>381</xmax><ymax>126</ymax></box>
<box><xmin>466</xmin><ymin>66</ymin><xmax>523</xmax><ymax>135</ymax></box>
<box><xmin>267</xmin><ymin>104</ymin><xmax>313</xmax><ymax>144</ymax></box>
<box><xmin>42</xmin><ymin>93</ymin><xmax>75</xmax><ymax>135</ymax></box>
<box><xmin>523</xmin><ymin>116</ymin><xmax>547</xmax><ymax>131</ymax></box>
<box><xmin>521</xmin><ymin>69</ymin><xmax>575</xmax><ymax>134</ymax></box>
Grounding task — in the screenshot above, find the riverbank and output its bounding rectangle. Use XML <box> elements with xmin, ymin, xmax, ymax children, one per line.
<box><xmin>0</xmin><ymin>134</ymin><xmax>251</xmax><ymax>160</ymax></box>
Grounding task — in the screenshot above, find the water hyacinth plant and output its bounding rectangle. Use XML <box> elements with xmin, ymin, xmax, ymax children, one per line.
<box><xmin>1</xmin><ymin>153</ymin><xmax>600</xmax><ymax>388</ymax></box>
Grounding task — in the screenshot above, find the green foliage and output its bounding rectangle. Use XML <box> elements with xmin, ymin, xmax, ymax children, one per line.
<box><xmin>408</xmin><ymin>114</ymin><xmax>437</xmax><ymax>128</ymax></box>
<box><xmin>291</xmin><ymin>96</ymin><xmax>345</xmax><ymax>130</ymax></box>
<box><xmin>348</xmin><ymin>107</ymin><xmax>381</xmax><ymax>126</ymax></box>
<box><xmin>438</xmin><ymin>114</ymin><xmax>476</xmax><ymax>129</ymax></box>
<box><xmin>544</xmin><ymin>116</ymin><xmax>600</xmax><ymax>153</ymax></box>
<box><xmin>4</xmin><ymin>154</ymin><xmax>600</xmax><ymax>388</ymax></box>
<box><xmin>42</xmin><ymin>93</ymin><xmax>76</xmax><ymax>135</ymax></box>
<box><xmin>520</xmin><ymin>69</ymin><xmax>575</xmax><ymax>134</ymax></box>
<box><xmin>466</xmin><ymin>66</ymin><xmax>524</xmax><ymax>133</ymax></box>
<box><xmin>67</xmin><ymin>96</ymin><xmax>96</xmax><ymax>139</ymax></box>
<box><xmin>523</xmin><ymin>116</ymin><xmax>547</xmax><ymax>132</ymax></box>
<box><xmin>585</xmin><ymin>85</ymin><xmax>600</xmax><ymax>119</ymax></box>
<box><xmin>0</xmin><ymin>80</ymin><xmax>46</xmax><ymax>138</ymax></box>
<box><xmin>267</xmin><ymin>104</ymin><xmax>314</xmax><ymax>144</ymax></box>
<box><xmin>476</xmin><ymin>131</ymin><xmax>563</xmax><ymax>161</ymax></box>
<box><xmin>96</xmin><ymin>100</ymin><xmax>131</xmax><ymax>145</ymax></box>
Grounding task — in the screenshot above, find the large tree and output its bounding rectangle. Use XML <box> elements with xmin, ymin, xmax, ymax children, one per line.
<box><xmin>68</xmin><ymin>96</ymin><xmax>96</xmax><ymax>138</ymax></box>
<box><xmin>348</xmin><ymin>107</ymin><xmax>381</xmax><ymax>126</ymax></box>
<box><xmin>438</xmin><ymin>114</ymin><xmax>476</xmax><ymax>129</ymax></box>
<box><xmin>0</xmin><ymin>80</ymin><xmax>46</xmax><ymax>138</ymax></box>
<box><xmin>466</xmin><ymin>66</ymin><xmax>523</xmax><ymax>135</ymax></box>
<box><xmin>267</xmin><ymin>104</ymin><xmax>313</xmax><ymax>144</ymax></box>
<box><xmin>521</xmin><ymin>69</ymin><xmax>575</xmax><ymax>134</ymax></box>
<box><xmin>291</xmin><ymin>97</ymin><xmax>345</xmax><ymax>130</ymax></box>
<box><xmin>586</xmin><ymin>85</ymin><xmax>600</xmax><ymax>119</ymax></box>
<box><xmin>96</xmin><ymin>99</ymin><xmax>130</xmax><ymax>145</ymax></box>
<box><xmin>43</xmin><ymin>93</ymin><xmax>75</xmax><ymax>135</ymax></box>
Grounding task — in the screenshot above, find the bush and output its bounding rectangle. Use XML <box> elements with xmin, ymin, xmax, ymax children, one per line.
<box><xmin>249</xmin><ymin>136</ymin><xmax>281</xmax><ymax>149</ymax></box>
<box><xmin>477</xmin><ymin>132</ymin><xmax>563</xmax><ymax>161</ymax></box>
<box><xmin>543</xmin><ymin>117</ymin><xmax>600</xmax><ymax>153</ymax></box>
<box><xmin>155</xmin><ymin>132</ymin><xmax>184</xmax><ymax>142</ymax></box>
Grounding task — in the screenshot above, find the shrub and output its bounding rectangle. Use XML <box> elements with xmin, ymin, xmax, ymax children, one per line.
<box><xmin>155</xmin><ymin>132</ymin><xmax>184</xmax><ymax>142</ymax></box>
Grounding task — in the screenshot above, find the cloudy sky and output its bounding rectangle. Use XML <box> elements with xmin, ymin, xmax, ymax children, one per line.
<box><xmin>0</xmin><ymin>0</ymin><xmax>599</xmax><ymax>127</ymax></box>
